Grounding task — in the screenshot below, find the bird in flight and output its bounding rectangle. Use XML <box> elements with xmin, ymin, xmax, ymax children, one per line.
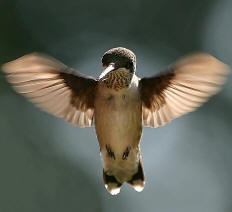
<box><xmin>1</xmin><ymin>47</ymin><xmax>229</xmax><ymax>195</ymax></box>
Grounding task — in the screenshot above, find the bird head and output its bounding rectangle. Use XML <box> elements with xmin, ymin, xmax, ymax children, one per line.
<box><xmin>98</xmin><ymin>47</ymin><xmax>136</xmax><ymax>87</ymax></box>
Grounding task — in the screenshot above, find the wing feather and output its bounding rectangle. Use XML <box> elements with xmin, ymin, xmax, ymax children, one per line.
<box><xmin>139</xmin><ymin>53</ymin><xmax>229</xmax><ymax>127</ymax></box>
<box><xmin>2</xmin><ymin>53</ymin><xmax>97</xmax><ymax>127</ymax></box>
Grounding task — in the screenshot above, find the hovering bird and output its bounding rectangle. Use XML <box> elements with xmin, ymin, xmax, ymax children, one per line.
<box><xmin>1</xmin><ymin>47</ymin><xmax>229</xmax><ymax>195</ymax></box>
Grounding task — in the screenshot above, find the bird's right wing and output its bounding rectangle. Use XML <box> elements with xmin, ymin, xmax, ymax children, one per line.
<box><xmin>2</xmin><ymin>53</ymin><xmax>97</xmax><ymax>127</ymax></box>
<box><xmin>139</xmin><ymin>53</ymin><xmax>230</xmax><ymax>128</ymax></box>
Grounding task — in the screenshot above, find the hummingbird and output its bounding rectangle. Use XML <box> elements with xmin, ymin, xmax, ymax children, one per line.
<box><xmin>1</xmin><ymin>47</ymin><xmax>229</xmax><ymax>195</ymax></box>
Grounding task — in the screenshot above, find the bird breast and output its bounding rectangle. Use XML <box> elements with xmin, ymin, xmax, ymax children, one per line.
<box><xmin>94</xmin><ymin>77</ymin><xmax>142</xmax><ymax>181</ymax></box>
<box><xmin>94</xmin><ymin>76</ymin><xmax>142</xmax><ymax>152</ymax></box>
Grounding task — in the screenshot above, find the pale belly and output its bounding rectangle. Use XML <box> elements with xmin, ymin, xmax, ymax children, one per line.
<box><xmin>94</xmin><ymin>86</ymin><xmax>142</xmax><ymax>153</ymax></box>
<box><xmin>94</xmin><ymin>84</ymin><xmax>143</xmax><ymax>182</ymax></box>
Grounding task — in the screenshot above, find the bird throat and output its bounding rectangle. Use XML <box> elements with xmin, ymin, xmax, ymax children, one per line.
<box><xmin>103</xmin><ymin>68</ymin><xmax>133</xmax><ymax>90</ymax></box>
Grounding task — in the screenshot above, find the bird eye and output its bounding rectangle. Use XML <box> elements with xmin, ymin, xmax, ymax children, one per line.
<box><xmin>126</xmin><ymin>61</ymin><xmax>133</xmax><ymax>70</ymax></box>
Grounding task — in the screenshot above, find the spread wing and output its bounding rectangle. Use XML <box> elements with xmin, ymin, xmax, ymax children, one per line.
<box><xmin>2</xmin><ymin>53</ymin><xmax>97</xmax><ymax>127</ymax></box>
<box><xmin>139</xmin><ymin>53</ymin><xmax>230</xmax><ymax>128</ymax></box>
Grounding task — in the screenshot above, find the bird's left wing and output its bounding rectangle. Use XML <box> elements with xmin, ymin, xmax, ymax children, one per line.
<box><xmin>139</xmin><ymin>53</ymin><xmax>230</xmax><ymax>128</ymax></box>
<box><xmin>2</xmin><ymin>53</ymin><xmax>97</xmax><ymax>127</ymax></box>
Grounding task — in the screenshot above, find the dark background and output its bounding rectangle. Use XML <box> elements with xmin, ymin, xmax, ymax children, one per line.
<box><xmin>0</xmin><ymin>0</ymin><xmax>232</xmax><ymax>211</ymax></box>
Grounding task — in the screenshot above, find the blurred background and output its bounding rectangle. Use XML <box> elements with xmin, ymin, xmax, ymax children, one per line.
<box><xmin>0</xmin><ymin>0</ymin><xmax>232</xmax><ymax>211</ymax></box>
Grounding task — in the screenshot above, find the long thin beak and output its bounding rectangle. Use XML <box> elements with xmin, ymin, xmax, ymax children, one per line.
<box><xmin>98</xmin><ymin>63</ymin><xmax>115</xmax><ymax>80</ymax></box>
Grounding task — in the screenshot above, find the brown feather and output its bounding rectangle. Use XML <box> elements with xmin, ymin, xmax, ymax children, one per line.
<box><xmin>1</xmin><ymin>53</ymin><xmax>97</xmax><ymax>127</ymax></box>
<box><xmin>139</xmin><ymin>53</ymin><xmax>230</xmax><ymax>128</ymax></box>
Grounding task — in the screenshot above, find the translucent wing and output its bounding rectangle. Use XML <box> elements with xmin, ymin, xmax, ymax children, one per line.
<box><xmin>2</xmin><ymin>53</ymin><xmax>97</xmax><ymax>127</ymax></box>
<box><xmin>139</xmin><ymin>53</ymin><xmax>230</xmax><ymax>127</ymax></box>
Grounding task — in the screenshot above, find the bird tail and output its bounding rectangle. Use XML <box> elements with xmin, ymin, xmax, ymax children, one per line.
<box><xmin>103</xmin><ymin>170</ymin><xmax>122</xmax><ymax>195</ymax></box>
<box><xmin>127</xmin><ymin>159</ymin><xmax>145</xmax><ymax>192</ymax></box>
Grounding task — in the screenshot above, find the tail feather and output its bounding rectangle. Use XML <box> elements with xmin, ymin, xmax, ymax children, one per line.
<box><xmin>103</xmin><ymin>170</ymin><xmax>122</xmax><ymax>195</ymax></box>
<box><xmin>127</xmin><ymin>160</ymin><xmax>145</xmax><ymax>192</ymax></box>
